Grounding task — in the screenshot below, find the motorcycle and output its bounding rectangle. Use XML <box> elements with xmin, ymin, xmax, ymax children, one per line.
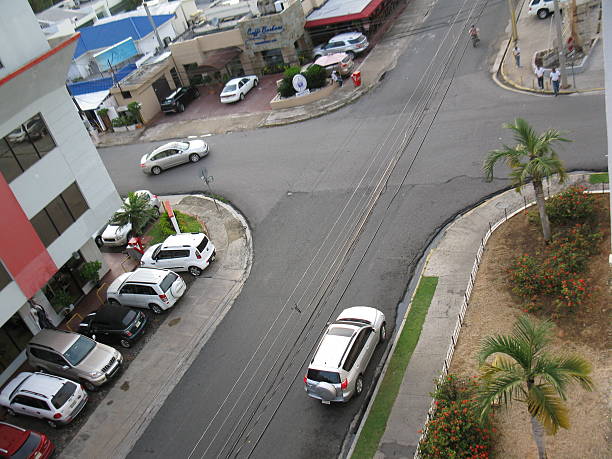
<box><xmin>471</xmin><ymin>34</ymin><xmax>480</xmax><ymax>48</ymax></box>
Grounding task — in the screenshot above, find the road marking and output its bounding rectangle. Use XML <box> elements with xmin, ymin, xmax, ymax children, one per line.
<box><xmin>200</xmin><ymin>134</ymin><xmax>212</xmax><ymax>137</ymax></box>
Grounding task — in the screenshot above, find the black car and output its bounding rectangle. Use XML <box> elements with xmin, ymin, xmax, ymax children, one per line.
<box><xmin>160</xmin><ymin>86</ymin><xmax>200</xmax><ymax>114</ymax></box>
<box><xmin>78</xmin><ymin>305</ymin><xmax>147</xmax><ymax>348</ymax></box>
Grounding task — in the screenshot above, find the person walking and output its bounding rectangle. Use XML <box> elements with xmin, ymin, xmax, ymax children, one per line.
<box><xmin>550</xmin><ymin>67</ymin><xmax>561</xmax><ymax>96</ymax></box>
<box><xmin>535</xmin><ymin>65</ymin><xmax>545</xmax><ymax>90</ymax></box>
<box><xmin>512</xmin><ymin>45</ymin><xmax>521</xmax><ymax>67</ymax></box>
<box><xmin>331</xmin><ymin>70</ymin><xmax>342</xmax><ymax>87</ymax></box>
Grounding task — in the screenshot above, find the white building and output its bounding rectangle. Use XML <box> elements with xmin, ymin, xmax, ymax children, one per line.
<box><xmin>0</xmin><ymin>0</ymin><xmax>121</xmax><ymax>385</ymax></box>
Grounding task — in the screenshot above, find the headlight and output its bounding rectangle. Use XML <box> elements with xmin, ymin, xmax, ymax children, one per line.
<box><xmin>89</xmin><ymin>370</ymin><xmax>103</xmax><ymax>378</ymax></box>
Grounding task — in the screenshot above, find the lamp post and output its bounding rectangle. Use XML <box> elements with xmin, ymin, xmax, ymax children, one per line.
<box><xmin>553</xmin><ymin>0</ymin><xmax>569</xmax><ymax>88</ymax></box>
<box><xmin>507</xmin><ymin>0</ymin><xmax>519</xmax><ymax>42</ymax></box>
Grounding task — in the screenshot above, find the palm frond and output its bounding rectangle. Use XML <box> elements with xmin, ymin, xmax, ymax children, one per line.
<box><xmin>527</xmin><ymin>383</ymin><xmax>570</xmax><ymax>434</ymax></box>
<box><xmin>483</xmin><ymin>148</ymin><xmax>523</xmax><ymax>182</ymax></box>
<box><xmin>512</xmin><ymin>315</ymin><xmax>552</xmax><ymax>358</ymax></box>
<box><xmin>478</xmin><ymin>334</ymin><xmax>532</xmax><ymax>370</ymax></box>
<box><xmin>478</xmin><ymin>364</ymin><xmax>525</xmax><ymax>420</ymax></box>
<box><xmin>538</xmin><ymin>355</ymin><xmax>594</xmax><ymax>393</ymax></box>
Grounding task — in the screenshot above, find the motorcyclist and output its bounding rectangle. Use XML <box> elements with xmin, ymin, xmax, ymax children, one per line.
<box><xmin>469</xmin><ymin>25</ymin><xmax>479</xmax><ymax>39</ymax></box>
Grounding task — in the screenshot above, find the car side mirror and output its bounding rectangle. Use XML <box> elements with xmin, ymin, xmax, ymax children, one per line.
<box><xmin>62</xmin><ymin>365</ymin><xmax>70</xmax><ymax>370</ymax></box>
<box><xmin>92</xmin><ymin>334</ymin><xmax>97</xmax><ymax>341</ymax></box>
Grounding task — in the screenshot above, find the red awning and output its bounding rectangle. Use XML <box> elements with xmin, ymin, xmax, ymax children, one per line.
<box><xmin>305</xmin><ymin>0</ymin><xmax>385</xmax><ymax>28</ymax></box>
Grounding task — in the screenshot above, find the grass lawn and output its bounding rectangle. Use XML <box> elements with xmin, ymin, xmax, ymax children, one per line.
<box><xmin>352</xmin><ymin>276</ymin><xmax>438</xmax><ymax>459</ymax></box>
<box><xmin>146</xmin><ymin>210</ymin><xmax>202</xmax><ymax>245</ymax></box>
<box><xmin>588</xmin><ymin>173</ymin><xmax>608</xmax><ymax>184</ymax></box>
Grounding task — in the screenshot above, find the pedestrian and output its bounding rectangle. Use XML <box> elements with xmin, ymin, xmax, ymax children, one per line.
<box><xmin>331</xmin><ymin>70</ymin><xmax>342</xmax><ymax>87</ymax></box>
<box><xmin>550</xmin><ymin>67</ymin><xmax>561</xmax><ymax>96</ymax></box>
<box><xmin>535</xmin><ymin>64</ymin><xmax>545</xmax><ymax>90</ymax></box>
<box><xmin>512</xmin><ymin>45</ymin><xmax>521</xmax><ymax>67</ymax></box>
<box><xmin>29</xmin><ymin>301</ymin><xmax>55</xmax><ymax>330</ymax></box>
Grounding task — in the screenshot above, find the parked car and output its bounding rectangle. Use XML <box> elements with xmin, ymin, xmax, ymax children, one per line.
<box><xmin>313</xmin><ymin>32</ymin><xmax>369</xmax><ymax>59</ymax></box>
<box><xmin>6</xmin><ymin>117</ymin><xmax>46</xmax><ymax>143</ymax></box>
<box><xmin>101</xmin><ymin>190</ymin><xmax>160</xmax><ymax>247</ymax></box>
<box><xmin>304</xmin><ymin>306</ymin><xmax>386</xmax><ymax>404</ymax></box>
<box><xmin>78</xmin><ymin>304</ymin><xmax>148</xmax><ymax>348</ymax></box>
<box><xmin>140</xmin><ymin>140</ymin><xmax>209</xmax><ymax>175</ymax></box>
<box><xmin>160</xmin><ymin>86</ymin><xmax>199</xmax><ymax>113</ymax></box>
<box><xmin>106</xmin><ymin>267</ymin><xmax>186</xmax><ymax>314</ymax></box>
<box><xmin>220</xmin><ymin>76</ymin><xmax>259</xmax><ymax>104</ymax></box>
<box><xmin>0</xmin><ymin>422</ymin><xmax>55</xmax><ymax>458</ymax></box>
<box><xmin>140</xmin><ymin>232</ymin><xmax>216</xmax><ymax>276</ymax></box>
<box><xmin>0</xmin><ymin>372</ymin><xmax>88</xmax><ymax>428</ymax></box>
<box><xmin>92</xmin><ymin>223</ymin><xmax>108</xmax><ymax>248</ymax></box>
<box><xmin>527</xmin><ymin>0</ymin><xmax>566</xmax><ymax>19</ymax></box>
<box><xmin>26</xmin><ymin>329</ymin><xmax>123</xmax><ymax>392</ymax></box>
<box><xmin>303</xmin><ymin>53</ymin><xmax>355</xmax><ymax>77</ymax></box>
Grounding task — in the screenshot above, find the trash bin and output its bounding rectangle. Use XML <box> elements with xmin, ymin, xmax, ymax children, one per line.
<box><xmin>351</xmin><ymin>71</ymin><xmax>361</xmax><ymax>87</ymax></box>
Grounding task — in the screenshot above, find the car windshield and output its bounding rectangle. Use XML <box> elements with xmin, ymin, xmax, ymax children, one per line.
<box><xmin>63</xmin><ymin>336</ymin><xmax>96</xmax><ymax>365</ymax></box>
<box><xmin>223</xmin><ymin>84</ymin><xmax>237</xmax><ymax>93</ymax></box>
<box><xmin>122</xmin><ymin>310</ymin><xmax>138</xmax><ymax>326</ymax></box>
<box><xmin>176</xmin><ymin>142</ymin><xmax>190</xmax><ymax>149</ymax></box>
<box><xmin>11</xmin><ymin>431</ymin><xmax>42</xmax><ymax>459</ymax></box>
<box><xmin>307</xmin><ymin>369</ymin><xmax>340</xmax><ymax>384</ymax></box>
<box><xmin>51</xmin><ymin>381</ymin><xmax>77</xmax><ymax>408</ymax></box>
<box><xmin>159</xmin><ymin>272</ymin><xmax>179</xmax><ymax>292</ymax></box>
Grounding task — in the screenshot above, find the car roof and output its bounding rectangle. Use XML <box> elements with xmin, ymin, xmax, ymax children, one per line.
<box><xmin>29</xmin><ymin>329</ymin><xmax>79</xmax><ymax>354</ymax></box>
<box><xmin>311</xmin><ymin>324</ymin><xmax>359</xmax><ymax>369</ymax></box>
<box><xmin>161</xmin><ymin>232</ymin><xmax>204</xmax><ymax>249</ymax></box>
<box><xmin>225</xmin><ymin>78</ymin><xmax>244</xmax><ymax>86</ymax></box>
<box><xmin>150</xmin><ymin>142</ymin><xmax>187</xmax><ymax>157</ymax></box>
<box><xmin>330</xmin><ymin>31</ymin><xmax>364</xmax><ymax>41</ymax></box>
<box><xmin>17</xmin><ymin>372</ymin><xmax>66</xmax><ymax>396</ymax></box>
<box><xmin>0</xmin><ymin>422</ymin><xmax>30</xmax><ymax>455</ymax></box>
<box><xmin>125</xmin><ymin>267</ymin><xmax>170</xmax><ymax>284</ymax></box>
<box><xmin>314</xmin><ymin>53</ymin><xmax>349</xmax><ymax>66</ymax></box>
<box><xmin>92</xmin><ymin>304</ymin><xmax>132</xmax><ymax>323</ymax></box>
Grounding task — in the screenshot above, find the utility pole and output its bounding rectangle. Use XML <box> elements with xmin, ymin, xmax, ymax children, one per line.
<box><xmin>553</xmin><ymin>0</ymin><xmax>568</xmax><ymax>88</ymax></box>
<box><xmin>507</xmin><ymin>0</ymin><xmax>518</xmax><ymax>43</ymax></box>
<box><xmin>144</xmin><ymin>1</ymin><xmax>165</xmax><ymax>54</ymax></box>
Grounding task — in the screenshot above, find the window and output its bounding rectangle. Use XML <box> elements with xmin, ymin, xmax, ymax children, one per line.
<box><xmin>30</xmin><ymin>347</ymin><xmax>65</xmax><ymax>365</ymax></box>
<box><xmin>0</xmin><ymin>262</ymin><xmax>11</xmax><ymax>291</ymax></box>
<box><xmin>120</xmin><ymin>285</ymin><xmax>137</xmax><ymax>295</ymax></box>
<box><xmin>121</xmin><ymin>91</ymin><xmax>132</xmax><ymax>99</ymax></box>
<box><xmin>160</xmin><ymin>272</ymin><xmax>178</xmax><ymax>292</ymax></box>
<box><xmin>0</xmin><ymin>114</ymin><xmax>55</xmax><ymax>182</ymax></box>
<box><xmin>306</xmin><ymin>369</ymin><xmax>340</xmax><ymax>384</ymax></box>
<box><xmin>342</xmin><ymin>329</ymin><xmax>370</xmax><ymax>371</ymax></box>
<box><xmin>52</xmin><ymin>382</ymin><xmax>76</xmax><ymax>408</ymax></box>
<box><xmin>0</xmin><ymin>314</ymin><xmax>33</xmax><ymax>372</ymax></box>
<box><xmin>136</xmin><ymin>285</ymin><xmax>156</xmax><ymax>295</ymax></box>
<box><xmin>30</xmin><ymin>182</ymin><xmax>89</xmax><ymax>247</ymax></box>
<box><xmin>170</xmin><ymin>67</ymin><xmax>182</xmax><ymax>87</ymax></box>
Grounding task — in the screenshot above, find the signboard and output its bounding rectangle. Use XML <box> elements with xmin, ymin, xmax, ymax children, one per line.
<box><xmin>292</xmin><ymin>74</ymin><xmax>307</xmax><ymax>92</ymax></box>
<box><xmin>245</xmin><ymin>25</ymin><xmax>284</xmax><ymax>47</ymax></box>
<box><xmin>94</xmin><ymin>37</ymin><xmax>138</xmax><ymax>72</ymax></box>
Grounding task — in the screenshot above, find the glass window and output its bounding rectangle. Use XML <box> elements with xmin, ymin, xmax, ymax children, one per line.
<box><xmin>9</xmin><ymin>133</ymin><xmax>39</xmax><ymax>171</ymax></box>
<box><xmin>196</xmin><ymin>236</ymin><xmax>210</xmax><ymax>253</ymax></box>
<box><xmin>51</xmin><ymin>382</ymin><xmax>77</xmax><ymax>408</ymax></box>
<box><xmin>46</xmin><ymin>195</ymin><xmax>73</xmax><ymax>234</ymax></box>
<box><xmin>62</xmin><ymin>183</ymin><xmax>88</xmax><ymax>220</ymax></box>
<box><xmin>28</xmin><ymin>114</ymin><xmax>54</xmax><ymax>157</ymax></box>
<box><xmin>0</xmin><ymin>262</ymin><xmax>11</xmax><ymax>291</ymax></box>
<box><xmin>160</xmin><ymin>272</ymin><xmax>178</xmax><ymax>292</ymax></box>
<box><xmin>30</xmin><ymin>209</ymin><xmax>60</xmax><ymax>247</ymax></box>
<box><xmin>306</xmin><ymin>369</ymin><xmax>340</xmax><ymax>384</ymax></box>
<box><xmin>0</xmin><ymin>314</ymin><xmax>33</xmax><ymax>373</ymax></box>
<box><xmin>0</xmin><ymin>138</ymin><xmax>21</xmax><ymax>182</ymax></box>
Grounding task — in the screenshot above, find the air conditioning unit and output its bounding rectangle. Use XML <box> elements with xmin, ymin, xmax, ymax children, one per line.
<box><xmin>274</xmin><ymin>1</ymin><xmax>284</xmax><ymax>12</ymax></box>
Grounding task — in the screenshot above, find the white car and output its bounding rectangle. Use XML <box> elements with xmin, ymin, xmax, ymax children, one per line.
<box><xmin>527</xmin><ymin>0</ymin><xmax>566</xmax><ymax>19</ymax></box>
<box><xmin>305</xmin><ymin>306</ymin><xmax>386</xmax><ymax>403</ymax></box>
<box><xmin>313</xmin><ymin>32</ymin><xmax>369</xmax><ymax>59</ymax></box>
<box><xmin>101</xmin><ymin>190</ymin><xmax>160</xmax><ymax>247</ymax></box>
<box><xmin>220</xmin><ymin>76</ymin><xmax>259</xmax><ymax>103</ymax></box>
<box><xmin>0</xmin><ymin>372</ymin><xmax>88</xmax><ymax>427</ymax></box>
<box><xmin>140</xmin><ymin>232</ymin><xmax>216</xmax><ymax>276</ymax></box>
<box><xmin>140</xmin><ymin>140</ymin><xmax>209</xmax><ymax>175</ymax></box>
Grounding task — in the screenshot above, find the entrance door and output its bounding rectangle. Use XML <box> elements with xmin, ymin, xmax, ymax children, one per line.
<box><xmin>152</xmin><ymin>76</ymin><xmax>172</xmax><ymax>104</ymax></box>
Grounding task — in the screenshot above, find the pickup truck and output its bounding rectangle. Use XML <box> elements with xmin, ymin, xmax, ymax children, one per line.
<box><xmin>160</xmin><ymin>86</ymin><xmax>200</xmax><ymax>114</ymax></box>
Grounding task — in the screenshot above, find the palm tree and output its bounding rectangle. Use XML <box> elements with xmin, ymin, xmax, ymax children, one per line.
<box><xmin>478</xmin><ymin>315</ymin><xmax>593</xmax><ymax>459</ymax></box>
<box><xmin>483</xmin><ymin>118</ymin><xmax>570</xmax><ymax>242</ymax></box>
<box><xmin>110</xmin><ymin>192</ymin><xmax>159</xmax><ymax>235</ymax></box>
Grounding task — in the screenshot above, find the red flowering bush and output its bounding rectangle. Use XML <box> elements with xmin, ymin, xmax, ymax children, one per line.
<box><xmin>545</xmin><ymin>185</ymin><xmax>596</xmax><ymax>224</ymax></box>
<box><xmin>419</xmin><ymin>375</ymin><xmax>492</xmax><ymax>458</ymax></box>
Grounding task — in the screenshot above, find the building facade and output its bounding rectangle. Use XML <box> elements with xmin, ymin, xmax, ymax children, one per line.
<box><xmin>0</xmin><ymin>0</ymin><xmax>121</xmax><ymax>385</ymax></box>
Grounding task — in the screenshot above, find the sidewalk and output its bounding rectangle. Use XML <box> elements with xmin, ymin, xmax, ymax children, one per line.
<box><xmin>348</xmin><ymin>173</ymin><xmax>608</xmax><ymax>458</ymax></box>
<box><xmin>497</xmin><ymin>0</ymin><xmax>604</xmax><ymax>94</ymax></box>
<box><xmin>61</xmin><ymin>195</ymin><xmax>252</xmax><ymax>458</ymax></box>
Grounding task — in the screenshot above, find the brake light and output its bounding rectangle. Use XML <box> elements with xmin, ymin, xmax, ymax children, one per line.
<box><xmin>196</xmin><ymin>251</ymin><xmax>202</xmax><ymax>259</ymax></box>
<box><xmin>140</xmin><ymin>163</ymin><xmax>145</xmax><ymax>168</ymax></box>
<box><xmin>53</xmin><ymin>413</ymin><xmax>62</xmax><ymax>419</ymax></box>
<box><xmin>152</xmin><ymin>194</ymin><xmax>158</xmax><ymax>199</ymax></box>
<box><xmin>304</xmin><ymin>375</ymin><xmax>307</xmax><ymax>384</ymax></box>
<box><xmin>341</xmin><ymin>379</ymin><xmax>348</xmax><ymax>389</ymax></box>
<box><xmin>159</xmin><ymin>294</ymin><xmax>168</xmax><ymax>303</ymax></box>
<box><xmin>125</xmin><ymin>331</ymin><xmax>133</xmax><ymax>337</ymax></box>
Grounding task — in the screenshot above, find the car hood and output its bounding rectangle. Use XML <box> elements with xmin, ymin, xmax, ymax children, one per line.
<box><xmin>0</xmin><ymin>372</ymin><xmax>30</xmax><ymax>403</ymax></box>
<box><xmin>187</xmin><ymin>140</ymin><xmax>207</xmax><ymax>152</ymax></box>
<box><xmin>77</xmin><ymin>345</ymin><xmax>118</xmax><ymax>372</ymax></box>
<box><xmin>102</xmin><ymin>223</ymin><xmax>131</xmax><ymax>238</ymax></box>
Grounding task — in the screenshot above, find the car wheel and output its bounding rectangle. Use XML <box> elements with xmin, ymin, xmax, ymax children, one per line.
<box><xmin>82</xmin><ymin>380</ymin><xmax>97</xmax><ymax>392</ymax></box>
<box><xmin>95</xmin><ymin>235</ymin><xmax>103</xmax><ymax>247</ymax></box>
<box><xmin>347</xmin><ymin>51</ymin><xmax>355</xmax><ymax>59</ymax></box>
<box><xmin>151</xmin><ymin>166</ymin><xmax>162</xmax><ymax>175</ymax></box>
<box><xmin>150</xmin><ymin>304</ymin><xmax>164</xmax><ymax>315</ymax></box>
<box><xmin>537</xmin><ymin>9</ymin><xmax>549</xmax><ymax>19</ymax></box>
<box><xmin>254</xmin><ymin>78</ymin><xmax>259</xmax><ymax>87</ymax></box>
<box><xmin>188</xmin><ymin>266</ymin><xmax>202</xmax><ymax>276</ymax></box>
<box><xmin>355</xmin><ymin>375</ymin><xmax>364</xmax><ymax>396</ymax></box>
<box><xmin>7</xmin><ymin>408</ymin><xmax>16</xmax><ymax>417</ymax></box>
<box><xmin>194</xmin><ymin>89</ymin><xmax>200</xmax><ymax>97</ymax></box>
<box><xmin>120</xmin><ymin>338</ymin><xmax>132</xmax><ymax>349</ymax></box>
<box><xmin>177</xmin><ymin>103</ymin><xmax>185</xmax><ymax>112</ymax></box>
<box><xmin>48</xmin><ymin>420</ymin><xmax>58</xmax><ymax>428</ymax></box>
<box><xmin>379</xmin><ymin>322</ymin><xmax>387</xmax><ymax>342</ymax></box>
<box><xmin>189</xmin><ymin>153</ymin><xmax>201</xmax><ymax>163</ymax></box>
<box><xmin>108</xmin><ymin>298</ymin><xmax>120</xmax><ymax>306</ymax></box>
<box><xmin>240</xmin><ymin>93</ymin><xmax>245</xmax><ymax>101</ymax></box>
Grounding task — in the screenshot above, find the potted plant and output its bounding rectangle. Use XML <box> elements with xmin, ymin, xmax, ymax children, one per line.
<box><xmin>97</xmin><ymin>107</ymin><xmax>113</xmax><ymax>132</ymax></box>
<box><xmin>127</xmin><ymin>101</ymin><xmax>143</xmax><ymax>125</ymax></box>
<box><xmin>50</xmin><ymin>290</ymin><xmax>74</xmax><ymax>313</ymax></box>
<box><xmin>111</xmin><ymin>117</ymin><xmax>127</xmax><ymax>132</ymax></box>
<box><xmin>79</xmin><ymin>260</ymin><xmax>102</xmax><ymax>285</ymax></box>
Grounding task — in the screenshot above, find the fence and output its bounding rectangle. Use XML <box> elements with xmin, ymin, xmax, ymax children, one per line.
<box><xmin>413</xmin><ymin>180</ymin><xmax>609</xmax><ymax>458</ymax></box>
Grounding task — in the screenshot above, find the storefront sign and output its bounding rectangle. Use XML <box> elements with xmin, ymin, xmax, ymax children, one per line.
<box><xmin>246</xmin><ymin>25</ymin><xmax>284</xmax><ymax>46</ymax></box>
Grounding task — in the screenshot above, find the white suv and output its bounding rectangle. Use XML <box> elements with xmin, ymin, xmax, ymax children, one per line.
<box><xmin>140</xmin><ymin>232</ymin><xmax>216</xmax><ymax>276</ymax></box>
<box><xmin>304</xmin><ymin>307</ymin><xmax>386</xmax><ymax>404</ymax></box>
<box><xmin>527</xmin><ymin>0</ymin><xmax>566</xmax><ymax>19</ymax></box>
<box><xmin>107</xmin><ymin>267</ymin><xmax>186</xmax><ymax>314</ymax></box>
<box><xmin>0</xmin><ymin>372</ymin><xmax>88</xmax><ymax>427</ymax></box>
<box><xmin>313</xmin><ymin>32</ymin><xmax>369</xmax><ymax>59</ymax></box>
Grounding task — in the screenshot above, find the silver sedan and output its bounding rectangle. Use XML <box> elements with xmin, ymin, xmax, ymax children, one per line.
<box><xmin>140</xmin><ymin>140</ymin><xmax>209</xmax><ymax>175</ymax></box>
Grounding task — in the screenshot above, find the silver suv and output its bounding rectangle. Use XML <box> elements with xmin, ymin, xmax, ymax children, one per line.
<box><xmin>107</xmin><ymin>267</ymin><xmax>186</xmax><ymax>314</ymax></box>
<box><xmin>313</xmin><ymin>32</ymin><xmax>369</xmax><ymax>59</ymax></box>
<box><xmin>140</xmin><ymin>232</ymin><xmax>216</xmax><ymax>276</ymax></box>
<box><xmin>26</xmin><ymin>329</ymin><xmax>123</xmax><ymax>392</ymax></box>
<box><xmin>304</xmin><ymin>307</ymin><xmax>386</xmax><ymax>404</ymax></box>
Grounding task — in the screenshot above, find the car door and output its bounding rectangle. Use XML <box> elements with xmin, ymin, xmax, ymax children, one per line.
<box><xmin>31</xmin><ymin>348</ymin><xmax>72</xmax><ymax>377</ymax></box>
<box><xmin>167</xmin><ymin>249</ymin><xmax>189</xmax><ymax>271</ymax></box>
<box><xmin>118</xmin><ymin>284</ymin><xmax>143</xmax><ymax>308</ymax></box>
<box><xmin>242</xmin><ymin>78</ymin><xmax>253</xmax><ymax>93</ymax></box>
<box><xmin>11</xmin><ymin>395</ymin><xmax>47</xmax><ymax>419</ymax></box>
<box><xmin>91</xmin><ymin>319</ymin><xmax>114</xmax><ymax>345</ymax></box>
<box><xmin>152</xmin><ymin>249</ymin><xmax>174</xmax><ymax>270</ymax></box>
<box><xmin>326</xmin><ymin>41</ymin><xmax>344</xmax><ymax>54</ymax></box>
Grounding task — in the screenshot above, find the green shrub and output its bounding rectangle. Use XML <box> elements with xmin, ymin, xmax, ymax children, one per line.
<box><xmin>111</xmin><ymin>117</ymin><xmax>125</xmax><ymax>127</ymax></box>
<box><xmin>79</xmin><ymin>260</ymin><xmax>102</xmax><ymax>284</ymax></box>
<box><xmin>147</xmin><ymin>210</ymin><xmax>203</xmax><ymax>244</ymax></box>
<box><xmin>545</xmin><ymin>185</ymin><xmax>596</xmax><ymax>225</ymax></box>
<box><xmin>419</xmin><ymin>374</ymin><xmax>493</xmax><ymax>458</ymax></box>
<box><xmin>278</xmin><ymin>80</ymin><xmax>295</xmax><ymax>98</ymax></box>
<box><xmin>304</xmin><ymin>64</ymin><xmax>327</xmax><ymax>89</ymax></box>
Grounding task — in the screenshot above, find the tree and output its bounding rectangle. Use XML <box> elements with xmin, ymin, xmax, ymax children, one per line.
<box><xmin>478</xmin><ymin>315</ymin><xmax>593</xmax><ymax>459</ymax></box>
<box><xmin>110</xmin><ymin>192</ymin><xmax>158</xmax><ymax>235</ymax></box>
<box><xmin>483</xmin><ymin>118</ymin><xmax>570</xmax><ymax>242</ymax></box>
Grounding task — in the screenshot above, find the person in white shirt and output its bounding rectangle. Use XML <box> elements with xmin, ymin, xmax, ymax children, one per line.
<box><xmin>535</xmin><ymin>65</ymin><xmax>545</xmax><ymax>90</ymax></box>
<box><xmin>513</xmin><ymin>45</ymin><xmax>521</xmax><ymax>67</ymax></box>
<box><xmin>550</xmin><ymin>67</ymin><xmax>561</xmax><ymax>96</ymax></box>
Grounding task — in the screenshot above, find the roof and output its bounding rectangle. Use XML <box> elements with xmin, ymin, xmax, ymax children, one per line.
<box><xmin>314</xmin><ymin>53</ymin><xmax>350</xmax><ymax>66</ymax></box>
<box><xmin>73</xmin><ymin>90</ymin><xmax>109</xmax><ymax>111</ymax></box>
<box><xmin>311</xmin><ymin>325</ymin><xmax>357</xmax><ymax>368</ymax></box>
<box><xmin>30</xmin><ymin>329</ymin><xmax>79</xmax><ymax>353</ymax></box>
<box><xmin>67</xmin><ymin>63</ymin><xmax>136</xmax><ymax>96</ymax></box>
<box><xmin>127</xmin><ymin>267</ymin><xmax>170</xmax><ymax>283</ymax></box>
<box><xmin>17</xmin><ymin>372</ymin><xmax>65</xmax><ymax>396</ymax></box>
<box><xmin>74</xmin><ymin>15</ymin><xmax>174</xmax><ymax>58</ymax></box>
<box><xmin>162</xmin><ymin>233</ymin><xmax>205</xmax><ymax>248</ymax></box>
<box><xmin>95</xmin><ymin>2</ymin><xmax>182</xmax><ymax>25</ymax></box>
<box><xmin>306</xmin><ymin>0</ymin><xmax>384</xmax><ymax>27</ymax></box>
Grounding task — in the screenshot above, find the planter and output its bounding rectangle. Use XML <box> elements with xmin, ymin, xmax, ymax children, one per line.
<box><xmin>270</xmin><ymin>83</ymin><xmax>336</xmax><ymax>110</ymax></box>
<box><xmin>126</xmin><ymin>124</ymin><xmax>136</xmax><ymax>131</ymax></box>
<box><xmin>114</xmin><ymin>126</ymin><xmax>128</xmax><ymax>132</ymax></box>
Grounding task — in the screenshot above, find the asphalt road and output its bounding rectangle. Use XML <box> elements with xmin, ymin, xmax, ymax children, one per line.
<box><xmin>97</xmin><ymin>0</ymin><xmax>607</xmax><ymax>457</ymax></box>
